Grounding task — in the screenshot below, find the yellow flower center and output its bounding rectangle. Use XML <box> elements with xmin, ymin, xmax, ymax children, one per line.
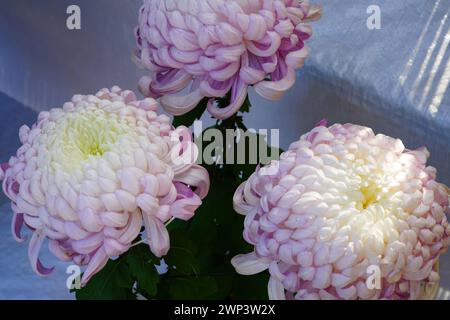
<box><xmin>44</xmin><ymin>108</ymin><xmax>130</xmax><ymax>171</ymax></box>
<box><xmin>360</xmin><ymin>183</ymin><xmax>381</xmax><ymax>209</ymax></box>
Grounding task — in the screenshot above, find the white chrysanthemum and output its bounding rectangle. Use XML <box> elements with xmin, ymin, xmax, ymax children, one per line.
<box><xmin>232</xmin><ymin>122</ymin><xmax>450</xmax><ymax>300</ymax></box>
<box><xmin>1</xmin><ymin>87</ymin><xmax>209</xmax><ymax>285</ymax></box>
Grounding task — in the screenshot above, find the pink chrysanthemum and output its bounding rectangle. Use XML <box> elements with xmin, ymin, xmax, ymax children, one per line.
<box><xmin>134</xmin><ymin>0</ymin><xmax>321</xmax><ymax>119</ymax></box>
<box><xmin>232</xmin><ymin>122</ymin><xmax>450</xmax><ymax>300</ymax></box>
<box><xmin>1</xmin><ymin>87</ymin><xmax>209</xmax><ymax>285</ymax></box>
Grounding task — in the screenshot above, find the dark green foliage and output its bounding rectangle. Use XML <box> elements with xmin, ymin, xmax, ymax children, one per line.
<box><xmin>172</xmin><ymin>98</ymin><xmax>208</xmax><ymax>128</ymax></box>
<box><xmin>74</xmin><ymin>243</ymin><xmax>159</xmax><ymax>300</ymax></box>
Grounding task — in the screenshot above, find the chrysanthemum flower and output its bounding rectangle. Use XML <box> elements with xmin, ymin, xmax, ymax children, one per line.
<box><xmin>135</xmin><ymin>0</ymin><xmax>321</xmax><ymax>119</ymax></box>
<box><xmin>1</xmin><ymin>87</ymin><xmax>209</xmax><ymax>285</ymax></box>
<box><xmin>232</xmin><ymin>122</ymin><xmax>450</xmax><ymax>299</ymax></box>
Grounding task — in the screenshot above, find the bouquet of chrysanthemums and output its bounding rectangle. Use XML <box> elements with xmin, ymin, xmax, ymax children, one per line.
<box><xmin>2</xmin><ymin>0</ymin><xmax>449</xmax><ymax>300</ymax></box>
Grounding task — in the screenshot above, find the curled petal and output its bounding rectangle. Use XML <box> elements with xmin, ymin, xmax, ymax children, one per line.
<box><xmin>99</xmin><ymin>211</ymin><xmax>129</xmax><ymax>228</ymax></box>
<box><xmin>28</xmin><ymin>231</ymin><xmax>54</xmax><ymax>276</ymax></box>
<box><xmin>304</xmin><ymin>4</ymin><xmax>323</xmax><ymax>22</ymax></box>
<box><xmin>118</xmin><ymin>210</ymin><xmax>143</xmax><ymax>244</ymax></box>
<box><xmin>144</xmin><ymin>214</ymin><xmax>170</xmax><ymax>257</ymax></box>
<box><xmin>79</xmin><ymin>208</ymin><xmax>103</xmax><ymax>233</ymax></box>
<box><xmin>254</xmin><ymin>68</ymin><xmax>296</xmax><ymax>100</ymax></box>
<box><xmin>285</xmin><ymin>46</ymin><xmax>309</xmax><ymax>69</ymax></box>
<box><xmin>167</xmin><ymin>126</ymin><xmax>199</xmax><ymax>175</ymax></box>
<box><xmin>154</xmin><ymin>70</ymin><xmax>192</xmax><ymax>94</ymax></box>
<box><xmin>104</xmin><ymin>238</ymin><xmax>129</xmax><ymax>257</ymax></box>
<box><xmin>268</xmin><ymin>277</ymin><xmax>286</xmax><ymax>300</ymax></box>
<box><xmin>12</xmin><ymin>212</ymin><xmax>26</xmax><ymax>242</ymax></box>
<box><xmin>0</xmin><ymin>162</ymin><xmax>8</xmax><ymax>181</ymax></box>
<box><xmin>246</xmin><ymin>32</ymin><xmax>281</xmax><ymax>57</ymax></box>
<box><xmin>175</xmin><ymin>164</ymin><xmax>210</xmax><ymax>199</ymax></box>
<box><xmin>81</xmin><ymin>247</ymin><xmax>109</xmax><ymax>286</ymax></box>
<box><xmin>72</xmin><ymin>233</ymin><xmax>104</xmax><ymax>255</ymax></box>
<box><xmin>170</xmin><ymin>193</ymin><xmax>202</xmax><ymax>221</ymax></box>
<box><xmin>215</xmin><ymin>44</ymin><xmax>246</xmax><ymax>63</ymax></box>
<box><xmin>64</xmin><ymin>222</ymin><xmax>90</xmax><ymax>241</ymax></box>
<box><xmin>200</xmin><ymin>78</ymin><xmax>233</xmax><ymax>98</ymax></box>
<box><xmin>147</xmin><ymin>69</ymin><xmax>192</xmax><ymax>97</ymax></box>
<box><xmin>210</xmin><ymin>61</ymin><xmax>240</xmax><ymax>82</ymax></box>
<box><xmin>315</xmin><ymin>119</ymin><xmax>328</xmax><ymax>127</ymax></box>
<box><xmin>232</xmin><ymin>182</ymin><xmax>254</xmax><ymax>215</ymax></box>
<box><xmin>207</xmin><ymin>78</ymin><xmax>248</xmax><ymax>120</ymax></box>
<box><xmin>239</xmin><ymin>52</ymin><xmax>266</xmax><ymax>85</ymax></box>
<box><xmin>137</xmin><ymin>193</ymin><xmax>159</xmax><ymax>214</ymax></box>
<box><xmin>5</xmin><ymin>180</ymin><xmax>20</xmax><ymax>203</ymax></box>
<box><xmin>231</xmin><ymin>252</ymin><xmax>269</xmax><ymax>275</ymax></box>
<box><xmin>404</xmin><ymin>260</ymin><xmax>435</xmax><ymax>281</ymax></box>
<box><xmin>138</xmin><ymin>76</ymin><xmax>155</xmax><ymax>97</ymax></box>
<box><xmin>48</xmin><ymin>240</ymin><xmax>72</xmax><ymax>262</ymax></box>
<box><xmin>160</xmin><ymin>89</ymin><xmax>204</xmax><ymax>116</ymax></box>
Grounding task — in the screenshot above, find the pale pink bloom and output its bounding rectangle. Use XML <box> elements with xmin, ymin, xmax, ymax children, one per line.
<box><xmin>232</xmin><ymin>122</ymin><xmax>450</xmax><ymax>300</ymax></box>
<box><xmin>135</xmin><ymin>0</ymin><xmax>321</xmax><ymax>119</ymax></box>
<box><xmin>1</xmin><ymin>87</ymin><xmax>209</xmax><ymax>285</ymax></box>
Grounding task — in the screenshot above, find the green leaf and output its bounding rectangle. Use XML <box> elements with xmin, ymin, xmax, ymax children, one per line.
<box><xmin>126</xmin><ymin>244</ymin><xmax>159</xmax><ymax>297</ymax></box>
<box><xmin>164</xmin><ymin>230</ymin><xmax>199</xmax><ymax>276</ymax></box>
<box><xmin>240</xmin><ymin>94</ymin><xmax>252</xmax><ymax>113</ymax></box>
<box><xmin>172</xmin><ymin>98</ymin><xmax>208</xmax><ymax>128</ymax></box>
<box><xmin>74</xmin><ymin>242</ymin><xmax>161</xmax><ymax>300</ymax></box>
<box><xmin>74</xmin><ymin>257</ymin><xmax>135</xmax><ymax>300</ymax></box>
<box><xmin>229</xmin><ymin>131</ymin><xmax>284</xmax><ymax>181</ymax></box>
<box><xmin>230</xmin><ymin>273</ymin><xmax>270</xmax><ymax>300</ymax></box>
<box><xmin>162</xmin><ymin>276</ymin><xmax>218</xmax><ymax>300</ymax></box>
<box><xmin>215</xmin><ymin>91</ymin><xmax>252</xmax><ymax>115</ymax></box>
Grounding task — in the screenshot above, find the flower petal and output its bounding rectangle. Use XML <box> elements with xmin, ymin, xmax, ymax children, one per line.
<box><xmin>143</xmin><ymin>214</ymin><xmax>170</xmax><ymax>257</ymax></box>
<box><xmin>231</xmin><ymin>252</ymin><xmax>269</xmax><ymax>275</ymax></box>
<box><xmin>268</xmin><ymin>277</ymin><xmax>286</xmax><ymax>300</ymax></box>
<box><xmin>207</xmin><ymin>78</ymin><xmax>248</xmax><ymax>120</ymax></box>
<box><xmin>28</xmin><ymin>231</ymin><xmax>54</xmax><ymax>276</ymax></box>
